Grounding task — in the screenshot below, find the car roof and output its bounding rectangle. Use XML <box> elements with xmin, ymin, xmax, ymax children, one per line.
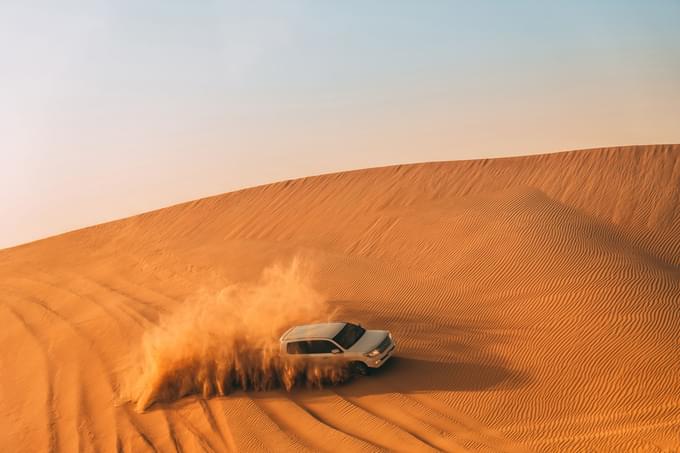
<box><xmin>282</xmin><ymin>322</ymin><xmax>346</xmax><ymax>341</ymax></box>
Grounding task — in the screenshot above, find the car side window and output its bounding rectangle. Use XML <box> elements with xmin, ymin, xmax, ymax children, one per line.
<box><xmin>287</xmin><ymin>341</ymin><xmax>308</xmax><ymax>354</ymax></box>
<box><xmin>306</xmin><ymin>340</ymin><xmax>335</xmax><ymax>354</ymax></box>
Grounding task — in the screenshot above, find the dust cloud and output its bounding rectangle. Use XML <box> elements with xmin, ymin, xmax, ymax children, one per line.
<box><xmin>128</xmin><ymin>258</ymin><xmax>349</xmax><ymax>411</ymax></box>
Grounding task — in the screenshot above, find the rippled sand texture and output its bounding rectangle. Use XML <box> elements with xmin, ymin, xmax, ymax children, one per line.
<box><xmin>1</xmin><ymin>144</ymin><xmax>679</xmax><ymax>452</ymax></box>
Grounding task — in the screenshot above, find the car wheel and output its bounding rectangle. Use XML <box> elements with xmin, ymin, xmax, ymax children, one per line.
<box><xmin>352</xmin><ymin>362</ymin><xmax>371</xmax><ymax>376</ymax></box>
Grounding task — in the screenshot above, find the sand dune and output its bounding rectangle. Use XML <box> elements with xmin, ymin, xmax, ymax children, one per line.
<box><xmin>1</xmin><ymin>144</ymin><xmax>679</xmax><ymax>452</ymax></box>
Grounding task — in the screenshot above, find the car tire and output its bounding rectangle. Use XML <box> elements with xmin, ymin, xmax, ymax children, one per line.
<box><xmin>351</xmin><ymin>362</ymin><xmax>371</xmax><ymax>376</ymax></box>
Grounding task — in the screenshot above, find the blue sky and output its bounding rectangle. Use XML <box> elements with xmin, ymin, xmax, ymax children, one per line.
<box><xmin>2</xmin><ymin>1</ymin><xmax>679</xmax><ymax>248</ymax></box>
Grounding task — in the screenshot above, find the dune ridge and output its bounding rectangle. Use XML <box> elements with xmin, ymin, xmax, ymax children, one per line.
<box><xmin>1</xmin><ymin>144</ymin><xmax>679</xmax><ymax>452</ymax></box>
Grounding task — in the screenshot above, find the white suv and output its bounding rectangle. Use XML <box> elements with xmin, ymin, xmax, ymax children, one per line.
<box><xmin>279</xmin><ymin>322</ymin><xmax>395</xmax><ymax>375</ymax></box>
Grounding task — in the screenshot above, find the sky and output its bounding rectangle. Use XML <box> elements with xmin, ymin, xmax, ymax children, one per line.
<box><xmin>1</xmin><ymin>1</ymin><xmax>679</xmax><ymax>249</ymax></box>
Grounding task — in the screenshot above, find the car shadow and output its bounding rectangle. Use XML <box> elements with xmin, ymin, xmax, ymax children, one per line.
<box><xmin>289</xmin><ymin>355</ymin><xmax>528</xmax><ymax>398</ymax></box>
<box><xmin>144</xmin><ymin>355</ymin><xmax>527</xmax><ymax>412</ymax></box>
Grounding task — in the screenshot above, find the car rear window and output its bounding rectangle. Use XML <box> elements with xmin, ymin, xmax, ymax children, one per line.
<box><xmin>287</xmin><ymin>341</ymin><xmax>307</xmax><ymax>354</ymax></box>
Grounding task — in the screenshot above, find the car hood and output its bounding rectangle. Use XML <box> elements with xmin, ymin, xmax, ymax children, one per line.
<box><xmin>346</xmin><ymin>330</ymin><xmax>388</xmax><ymax>353</ymax></box>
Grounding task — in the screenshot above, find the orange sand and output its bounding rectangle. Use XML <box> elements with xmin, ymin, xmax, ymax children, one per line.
<box><xmin>1</xmin><ymin>144</ymin><xmax>679</xmax><ymax>452</ymax></box>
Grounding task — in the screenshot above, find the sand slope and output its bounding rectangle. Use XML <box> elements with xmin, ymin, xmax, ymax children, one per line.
<box><xmin>1</xmin><ymin>144</ymin><xmax>679</xmax><ymax>452</ymax></box>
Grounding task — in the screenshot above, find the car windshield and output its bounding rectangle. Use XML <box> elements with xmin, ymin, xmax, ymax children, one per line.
<box><xmin>333</xmin><ymin>323</ymin><xmax>366</xmax><ymax>349</ymax></box>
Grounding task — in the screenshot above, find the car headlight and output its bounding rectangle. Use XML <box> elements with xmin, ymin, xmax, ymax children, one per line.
<box><xmin>365</xmin><ymin>349</ymin><xmax>380</xmax><ymax>357</ymax></box>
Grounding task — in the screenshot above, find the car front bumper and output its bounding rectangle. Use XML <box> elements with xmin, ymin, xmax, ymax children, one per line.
<box><xmin>367</xmin><ymin>343</ymin><xmax>395</xmax><ymax>368</ymax></box>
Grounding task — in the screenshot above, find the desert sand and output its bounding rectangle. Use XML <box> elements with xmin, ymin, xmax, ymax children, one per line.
<box><xmin>1</xmin><ymin>144</ymin><xmax>679</xmax><ymax>452</ymax></box>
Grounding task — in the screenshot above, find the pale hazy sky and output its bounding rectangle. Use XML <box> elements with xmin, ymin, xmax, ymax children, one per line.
<box><xmin>2</xmin><ymin>1</ymin><xmax>679</xmax><ymax>249</ymax></box>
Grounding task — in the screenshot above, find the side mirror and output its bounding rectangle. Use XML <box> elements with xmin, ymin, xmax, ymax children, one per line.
<box><xmin>331</xmin><ymin>348</ymin><xmax>342</xmax><ymax>354</ymax></box>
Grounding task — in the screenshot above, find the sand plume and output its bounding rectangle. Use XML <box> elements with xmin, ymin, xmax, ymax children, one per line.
<box><xmin>128</xmin><ymin>258</ymin><xmax>349</xmax><ymax>411</ymax></box>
